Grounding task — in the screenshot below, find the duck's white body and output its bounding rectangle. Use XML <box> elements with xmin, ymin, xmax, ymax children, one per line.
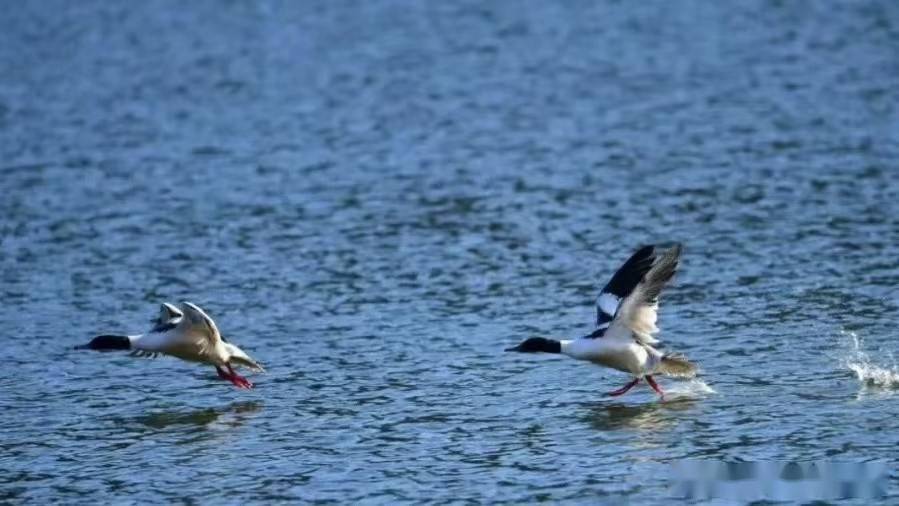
<box><xmin>131</xmin><ymin>331</ymin><xmax>222</xmax><ymax>364</ymax></box>
<box><xmin>134</xmin><ymin>333</ymin><xmax>260</xmax><ymax>369</ymax></box>
<box><xmin>560</xmin><ymin>330</ymin><xmax>660</xmax><ymax>375</ymax></box>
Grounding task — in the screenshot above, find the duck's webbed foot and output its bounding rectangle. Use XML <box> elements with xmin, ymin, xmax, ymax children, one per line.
<box><xmin>607</xmin><ymin>378</ymin><xmax>640</xmax><ymax>397</ymax></box>
<box><xmin>645</xmin><ymin>375</ymin><xmax>664</xmax><ymax>399</ymax></box>
<box><xmin>215</xmin><ymin>365</ymin><xmax>254</xmax><ymax>389</ymax></box>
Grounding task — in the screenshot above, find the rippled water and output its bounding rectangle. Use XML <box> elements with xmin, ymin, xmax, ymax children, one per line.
<box><xmin>2</xmin><ymin>1</ymin><xmax>899</xmax><ymax>503</ymax></box>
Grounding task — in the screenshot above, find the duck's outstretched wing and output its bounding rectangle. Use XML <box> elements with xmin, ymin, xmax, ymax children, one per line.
<box><xmin>610</xmin><ymin>244</ymin><xmax>682</xmax><ymax>345</ymax></box>
<box><xmin>148</xmin><ymin>302</ymin><xmax>183</xmax><ymax>333</ymax></box>
<box><xmin>594</xmin><ymin>245</ymin><xmax>659</xmax><ymax>330</ymax></box>
<box><xmin>177</xmin><ymin>301</ymin><xmax>222</xmax><ymax>354</ymax></box>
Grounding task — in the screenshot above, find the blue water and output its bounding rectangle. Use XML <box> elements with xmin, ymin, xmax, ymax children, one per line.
<box><xmin>2</xmin><ymin>1</ymin><xmax>899</xmax><ymax>503</ymax></box>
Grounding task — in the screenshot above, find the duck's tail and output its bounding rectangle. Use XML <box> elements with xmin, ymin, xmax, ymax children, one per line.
<box><xmin>655</xmin><ymin>352</ymin><xmax>697</xmax><ymax>378</ymax></box>
<box><xmin>225</xmin><ymin>343</ymin><xmax>265</xmax><ymax>373</ymax></box>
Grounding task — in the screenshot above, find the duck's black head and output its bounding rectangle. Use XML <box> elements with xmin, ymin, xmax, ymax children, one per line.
<box><xmin>505</xmin><ymin>337</ymin><xmax>561</xmax><ymax>354</ymax></box>
<box><xmin>75</xmin><ymin>335</ymin><xmax>131</xmax><ymax>351</ymax></box>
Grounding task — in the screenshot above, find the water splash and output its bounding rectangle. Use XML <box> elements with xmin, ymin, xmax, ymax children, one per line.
<box><xmin>842</xmin><ymin>331</ymin><xmax>899</xmax><ymax>388</ymax></box>
<box><xmin>664</xmin><ymin>379</ymin><xmax>716</xmax><ymax>400</ymax></box>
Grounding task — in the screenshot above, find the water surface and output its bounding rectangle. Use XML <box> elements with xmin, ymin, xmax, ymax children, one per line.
<box><xmin>2</xmin><ymin>1</ymin><xmax>899</xmax><ymax>503</ymax></box>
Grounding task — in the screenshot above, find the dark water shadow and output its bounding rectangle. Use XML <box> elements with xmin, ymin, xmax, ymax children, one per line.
<box><xmin>133</xmin><ymin>401</ymin><xmax>264</xmax><ymax>429</ymax></box>
<box><xmin>581</xmin><ymin>397</ymin><xmax>698</xmax><ymax>432</ymax></box>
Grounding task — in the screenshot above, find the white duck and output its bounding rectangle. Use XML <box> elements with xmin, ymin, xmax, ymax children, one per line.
<box><xmin>506</xmin><ymin>244</ymin><xmax>696</xmax><ymax>399</ymax></box>
<box><xmin>77</xmin><ymin>301</ymin><xmax>263</xmax><ymax>389</ymax></box>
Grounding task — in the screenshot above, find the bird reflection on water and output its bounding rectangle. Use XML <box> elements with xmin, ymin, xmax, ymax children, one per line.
<box><xmin>582</xmin><ymin>398</ymin><xmax>697</xmax><ymax>433</ymax></box>
<box><xmin>133</xmin><ymin>401</ymin><xmax>264</xmax><ymax>430</ymax></box>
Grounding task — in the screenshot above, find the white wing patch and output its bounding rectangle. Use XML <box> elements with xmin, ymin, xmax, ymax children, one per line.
<box><xmin>596</xmin><ymin>292</ymin><xmax>621</xmax><ymax>322</ymax></box>
<box><xmin>175</xmin><ymin>302</ymin><xmax>223</xmax><ymax>356</ymax></box>
<box><xmin>593</xmin><ymin>245</ymin><xmax>657</xmax><ymax>328</ymax></box>
<box><xmin>611</xmin><ymin>244</ymin><xmax>682</xmax><ymax>345</ymax></box>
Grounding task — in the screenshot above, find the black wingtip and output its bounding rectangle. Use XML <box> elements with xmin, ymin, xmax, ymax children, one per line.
<box><xmin>634</xmin><ymin>244</ymin><xmax>656</xmax><ymax>257</ymax></box>
<box><xmin>600</xmin><ymin>245</ymin><xmax>659</xmax><ymax>299</ymax></box>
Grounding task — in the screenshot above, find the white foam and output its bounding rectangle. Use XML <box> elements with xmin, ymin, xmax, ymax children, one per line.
<box><xmin>847</xmin><ymin>362</ymin><xmax>899</xmax><ymax>387</ymax></box>
<box><xmin>841</xmin><ymin>330</ymin><xmax>899</xmax><ymax>388</ymax></box>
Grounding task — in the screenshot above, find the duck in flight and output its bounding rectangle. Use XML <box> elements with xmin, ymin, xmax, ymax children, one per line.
<box><xmin>506</xmin><ymin>244</ymin><xmax>696</xmax><ymax>399</ymax></box>
<box><xmin>76</xmin><ymin>302</ymin><xmax>264</xmax><ymax>389</ymax></box>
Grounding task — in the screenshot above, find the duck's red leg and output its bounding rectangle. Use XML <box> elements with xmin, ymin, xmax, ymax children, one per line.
<box><xmin>607</xmin><ymin>378</ymin><xmax>640</xmax><ymax>397</ymax></box>
<box><xmin>226</xmin><ymin>363</ymin><xmax>253</xmax><ymax>389</ymax></box>
<box><xmin>645</xmin><ymin>375</ymin><xmax>664</xmax><ymax>399</ymax></box>
<box><xmin>215</xmin><ymin>366</ymin><xmax>230</xmax><ymax>380</ymax></box>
